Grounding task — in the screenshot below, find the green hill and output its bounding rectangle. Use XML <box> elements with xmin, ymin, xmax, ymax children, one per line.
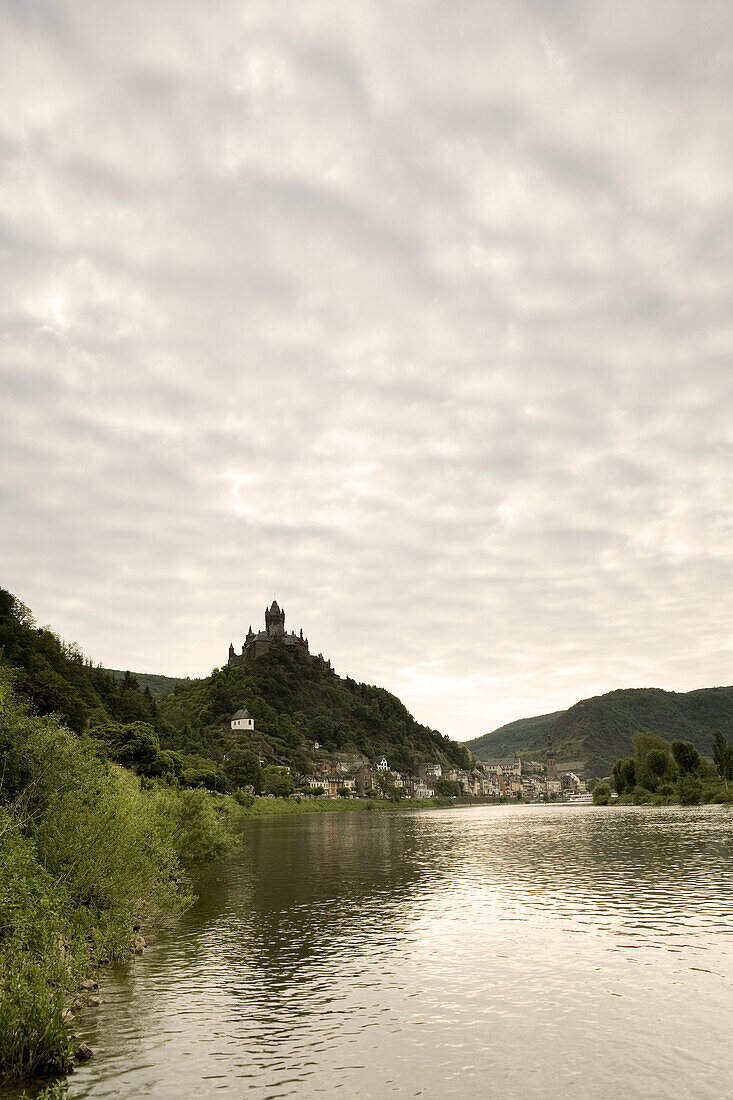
<box><xmin>106</xmin><ymin>669</ymin><xmax>190</xmax><ymax>700</ymax></box>
<box><xmin>156</xmin><ymin>642</ymin><xmax>471</xmax><ymax>776</ymax></box>
<box><xmin>0</xmin><ymin>586</ymin><xmax>470</xmax><ymax>787</ymax></box>
<box><xmin>0</xmin><ymin>587</ymin><xmax>158</xmax><ymax>732</ymax></box>
<box><xmin>466</xmin><ymin>687</ymin><xmax>733</xmax><ymax>776</ymax></box>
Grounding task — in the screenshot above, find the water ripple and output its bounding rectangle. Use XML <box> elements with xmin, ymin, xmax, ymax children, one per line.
<box><xmin>52</xmin><ymin>804</ymin><xmax>733</xmax><ymax>1099</ymax></box>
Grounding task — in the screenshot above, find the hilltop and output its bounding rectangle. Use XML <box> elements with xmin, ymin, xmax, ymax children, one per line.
<box><xmin>467</xmin><ymin>686</ymin><xmax>733</xmax><ymax>776</ymax></box>
<box><xmin>156</xmin><ymin>640</ymin><xmax>470</xmax><ymax>778</ymax></box>
<box><xmin>0</xmin><ymin>587</ymin><xmax>470</xmax><ymax>787</ymax></box>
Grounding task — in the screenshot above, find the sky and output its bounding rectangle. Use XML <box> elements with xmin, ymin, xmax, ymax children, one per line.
<box><xmin>1</xmin><ymin>0</ymin><xmax>732</xmax><ymax>742</ymax></box>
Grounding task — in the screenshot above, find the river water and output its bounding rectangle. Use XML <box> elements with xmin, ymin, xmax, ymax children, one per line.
<box><xmin>63</xmin><ymin>804</ymin><xmax>732</xmax><ymax>1098</ymax></box>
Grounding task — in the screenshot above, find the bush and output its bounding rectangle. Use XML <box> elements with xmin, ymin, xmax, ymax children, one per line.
<box><xmin>0</xmin><ymin>670</ymin><xmax>242</xmax><ymax>1084</ymax></box>
<box><xmin>677</xmin><ymin>774</ymin><xmax>703</xmax><ymax>805</ymax></box>
<box><xmin>592</xmin><ymin>782</ymin><xmax>611</xmax><ymax>805</ymax></box>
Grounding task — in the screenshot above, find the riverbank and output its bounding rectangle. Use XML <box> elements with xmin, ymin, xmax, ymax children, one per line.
<box><xmin>235</xmin><ymin>794</ymin><xmax>457</xmax><ymax>816</ymax></box>
<box><xmin>0</xmin><ymin>674</ymin><xmax>241</xmax><ymax>1088</ymax></box>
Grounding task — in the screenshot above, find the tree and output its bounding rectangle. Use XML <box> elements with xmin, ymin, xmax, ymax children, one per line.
<box><xmin>114</xmin><ymin>722</ymin><xmax>160</xmax><ymax>774</ymax></box>
<box><xmin>435</xmin><ymin>778</ymin><xmax>461</xmax><ymax>798</ymax></box>
<box><xmin>646</xmin><ymin>748</ymin><xmax>670</xmax><ymax>782</ymax></box>
<box><xmin>224</xmin><ymin>746</ymin><xmax>263</xmax><ymax>793</ymax></box>
<box><xmin>712</xmin><ymin>731</ymin><xmax>732</xmax><ymax>790</ymax></box>
<box><xmin>677</xmin><ymin>773</ymin><xmax>703</xmax><ymax>805</ymax></box>
<box><xmin>671</xmin><ymin>740</ymin><xmax>701</xmax><ymax>776</ymax></box>
<box><xmin>592</xmin><ymin>782</ymin><xmax>611</xmax><ymax>806</ymax></box>
<box><xmin>263</xmin><ymin>770</ymin><xmax>294</xmax><ymax>797</ymax></box>
<box><xmin>633</xmin><ymin>731</ymin><xmax>673</xmax><ymax>791</ymax></box>
<box><xmin>337</xmin><ymin>786</ymin><xmax>351</xmax><ymax>798</ymax></box>
<box><xmin>376</xmin><ymin>772</ymin><xmax>396</xmax><ymax>799</ymax></box>
<box><xmin>613</xmin><ymin>758</ymin><xmax>631</xmax><ymax>794</ymax></box>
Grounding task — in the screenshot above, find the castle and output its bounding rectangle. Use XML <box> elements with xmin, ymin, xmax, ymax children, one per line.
<box><xmin>228</xmin><ymin>600</ymin><xmax>310</xmax><ymax>665</ymax></box>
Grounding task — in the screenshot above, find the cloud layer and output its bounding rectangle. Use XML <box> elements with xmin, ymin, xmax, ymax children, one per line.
<box><xmin>1</xmin><ymin>0</ymin><xmax>732</xmax><ymax>739</ymax></box>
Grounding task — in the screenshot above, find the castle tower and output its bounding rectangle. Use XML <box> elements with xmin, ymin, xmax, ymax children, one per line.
<box><xmin>265</xmin><ymin>599</ymin><xmax>285</xmax><ymax>637</ymax></box>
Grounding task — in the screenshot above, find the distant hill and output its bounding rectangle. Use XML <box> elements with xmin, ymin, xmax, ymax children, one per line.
<box><xmin>106</xmin><ymin>669</ymin><xmax>190</xmax><ymax>700</ymax></box>
<box><xmin>466</xmin><ymin>687</ymin><xmax>733</xmax><ymax>776</ymax></box>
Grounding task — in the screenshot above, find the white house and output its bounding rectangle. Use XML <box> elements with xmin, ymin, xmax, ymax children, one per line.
<box><xmin>230</xmin><ymin>707</ymin><xmax>255</xmax><ymax>733</ymax></box>
<box><xmin>375</xmin><ymin>756</ymin><xmax>389</xmax><ymax>771</ymax></box>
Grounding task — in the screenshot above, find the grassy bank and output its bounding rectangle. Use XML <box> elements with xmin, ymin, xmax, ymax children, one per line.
<box><xmin>0</xmin><ymin>671</ymin><xmax>240</xmax><ymax>1086</ymax></box>
<box><xmin>235</xmin><ymin>795</ymin><xmax>456</xmax><ymax>816</ymax></box>
<box><xmin>611</xmin><ymin>780</ymin><xmax>733</xmax><ymax>807</ymax></box>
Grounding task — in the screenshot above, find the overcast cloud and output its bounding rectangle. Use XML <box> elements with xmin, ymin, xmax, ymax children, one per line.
<box><xmin>1</xmin><ymin>0</ymin><xmax>732</xmax><ymax>740</ymax></box>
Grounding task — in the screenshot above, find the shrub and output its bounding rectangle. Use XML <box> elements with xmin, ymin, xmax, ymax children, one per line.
<box><xmin>677</xmin><ymin>774</ymin><xmax>703</xmax><ymax>805</ymax></box>
<box><xmin>592</xmin><ymin>782</ymin><xmax>611</xmax><ymax>805</ymax></box>
<box><xmin>0</xmin><ymin>671</ymin><xmax>242</xmax><ymax>1084</ymax></box>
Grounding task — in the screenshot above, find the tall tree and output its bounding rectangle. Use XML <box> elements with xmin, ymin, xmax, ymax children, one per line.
<box><xmin>712</xmin><ymin>731</ymin><xmax>731</xmax><ymax>789</ymax></box>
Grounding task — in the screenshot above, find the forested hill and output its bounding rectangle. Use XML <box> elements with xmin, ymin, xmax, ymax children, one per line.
<box><xmin>107</xmin><ymin>669</ymin><xmax>190</xmax><ymax>700</ymax></box>
<box><xmin>156</xmin><ymin>643</ymin><xmax>471</xmax><ymax>776</ymax></box>
<box><xmin>467</xmin><ymin>686</ymin><xmax>733</xmax><ymax>776</ymax></box>
<box><xmin>0</xmin><ymin>586</ymin><xmax>470</xmax><ymax>789</ymax></box>
<box><xmin>0</xmin><ymin>587</ymin><xmax>160</xmax><ymax>732</ymax></box>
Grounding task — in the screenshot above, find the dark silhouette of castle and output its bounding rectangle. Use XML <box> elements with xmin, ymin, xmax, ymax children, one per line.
<box><xmin>228</xmin><ymin>601</ymin><xmax>309</xmax><ymax>665</ymax></box>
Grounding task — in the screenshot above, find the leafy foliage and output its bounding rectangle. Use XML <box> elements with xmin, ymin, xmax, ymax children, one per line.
<box><xmin>0</xmin><ymin>668</ymin><xmax>239</xmax><ymax>1084</ymax></box>
<box><xmin>592</xmin><ymin>782</ymin><xmax>611</xmax><ymax>805</ymax></box>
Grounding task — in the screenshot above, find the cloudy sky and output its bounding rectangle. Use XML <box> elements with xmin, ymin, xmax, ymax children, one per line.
<box><xmin>1</xmin><ymin>0</ymin><xmax>731</xmax><ymax>741</ymax></box>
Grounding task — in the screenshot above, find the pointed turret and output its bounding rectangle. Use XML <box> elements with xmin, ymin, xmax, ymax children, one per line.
<box><xmin>265</xmin><ymin>600</ymin><xmax>285</xmax><ymax>636</ymax></box>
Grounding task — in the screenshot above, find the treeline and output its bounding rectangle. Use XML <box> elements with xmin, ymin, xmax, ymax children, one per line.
<box><xmin>593</xmin><ymin>730</ymin><xmax>733</xmax><ymax>806</ymax></box>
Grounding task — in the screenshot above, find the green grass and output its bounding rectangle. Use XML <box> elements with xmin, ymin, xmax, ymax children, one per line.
<box><xmin>0</xmin><ymin>670</ymin><xmax>241</xmax><ymax>1087</ymax></box>
<box><xmin>235</xmin><ymin>795</ymin><xmax>458</xmax><ymax>816</ymax></box>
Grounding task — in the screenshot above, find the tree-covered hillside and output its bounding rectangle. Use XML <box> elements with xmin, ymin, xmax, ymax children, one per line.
<box><xmin>107</xmin><ymin>669</ymin><xmax>190</xmax><ymax>700</ymax></box>
<box><xmin>467</xmin><ymin>687</ymin><xmax>733</xmax><ymax>776</ymax></box>
<box><xmin>0</xmin><ymin>588</ymin><xmax>158</xmax><ymax>732</ymax></box>
<box><xmin>0</xmin><ymin>586</ymin><xmax>470</xmax><ymax>789</ymax></box>
<box><xmin>157</xmin><ymin>642</ymin><xmax>471</xmax><ymax>777</ymax></box>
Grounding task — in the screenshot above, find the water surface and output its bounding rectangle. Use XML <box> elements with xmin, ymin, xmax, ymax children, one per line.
<box><xmin>66</xmin><ymin>804</ymin><xmax>733</xmax><ymax>1098</ymax></box>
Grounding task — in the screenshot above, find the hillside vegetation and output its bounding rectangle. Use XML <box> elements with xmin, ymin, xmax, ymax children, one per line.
<box><xmin>157</xmin><ymin>643</ymin><xmax>471</xmax><ymax>782</ymax></box>
<box><xmin>467</xmin><ymin>687</ymin><xmax>733</xmax><ymax>775</ymax></box>
<box><xmin>106</xmin><ymin>669</ymin><xmax>190</xmax><ymax>700</ymax></box>
<box><xmin>0</xmin><ymin>586</ymin><xmax>469</xmax><ymax>791</ymax></box>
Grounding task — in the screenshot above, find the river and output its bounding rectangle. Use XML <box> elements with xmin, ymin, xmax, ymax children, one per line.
<box><xmin>59</xmin><ymin>804</ymin><xmax>733</xmax><ymax>1097</ymax></box>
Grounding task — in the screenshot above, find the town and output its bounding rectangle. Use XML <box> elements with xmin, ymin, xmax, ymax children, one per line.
<box><xmin>230</xmin><ymin>705</ymin><xmax>589</xmax><ymax>803</ymax></box>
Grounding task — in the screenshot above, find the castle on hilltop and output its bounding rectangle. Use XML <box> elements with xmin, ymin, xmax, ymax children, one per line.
<box><xmin>228</xmin><ymin>601</ymin><xmax>310</xmax><ymax>665</ymax></box>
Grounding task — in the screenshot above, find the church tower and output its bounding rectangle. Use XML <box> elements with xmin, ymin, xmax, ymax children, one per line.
<box><xmin>265</xmin><ymin>599</ymin><xmax>285</xmax><ymax>637</ymax></box>
<box><xmin>546</xmin><ymin>735</ymin><xmax>558</xmax><ymax>781</ymax></box>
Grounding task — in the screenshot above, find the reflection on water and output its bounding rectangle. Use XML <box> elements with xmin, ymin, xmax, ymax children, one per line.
<box><xmin>60</xmin><ymin>805</ymin><xmax>733</xmax><ymax>1098</ymax></box>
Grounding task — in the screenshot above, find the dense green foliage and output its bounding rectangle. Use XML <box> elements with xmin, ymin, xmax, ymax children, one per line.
<box><xmin>156</xmin><ymin>642</ymin><xmax>471</xmax><ymax>777</ymax></box>
<box><xmin>0</xmin><ymin>668</ymin><xmax>239</xmax><ymax>1085</ymax></box>
<box><xmin>592</xmin><ymin>782</ymin><xmax>611</xmax><ymax>805</ymax></box>
<box><xmin>467</xmin><ymin>686</ymin><xmax>733</xmax><ymax>776</ymax></box>
<box><xmin>610</xmin><ymin>727</ymin><xmax>733</xmax><ymax>806</ymax></box>
<box><xmin>106</xmin><ymin>669</ymin><xmax>190</xmax><ymax>701</ymax></box>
